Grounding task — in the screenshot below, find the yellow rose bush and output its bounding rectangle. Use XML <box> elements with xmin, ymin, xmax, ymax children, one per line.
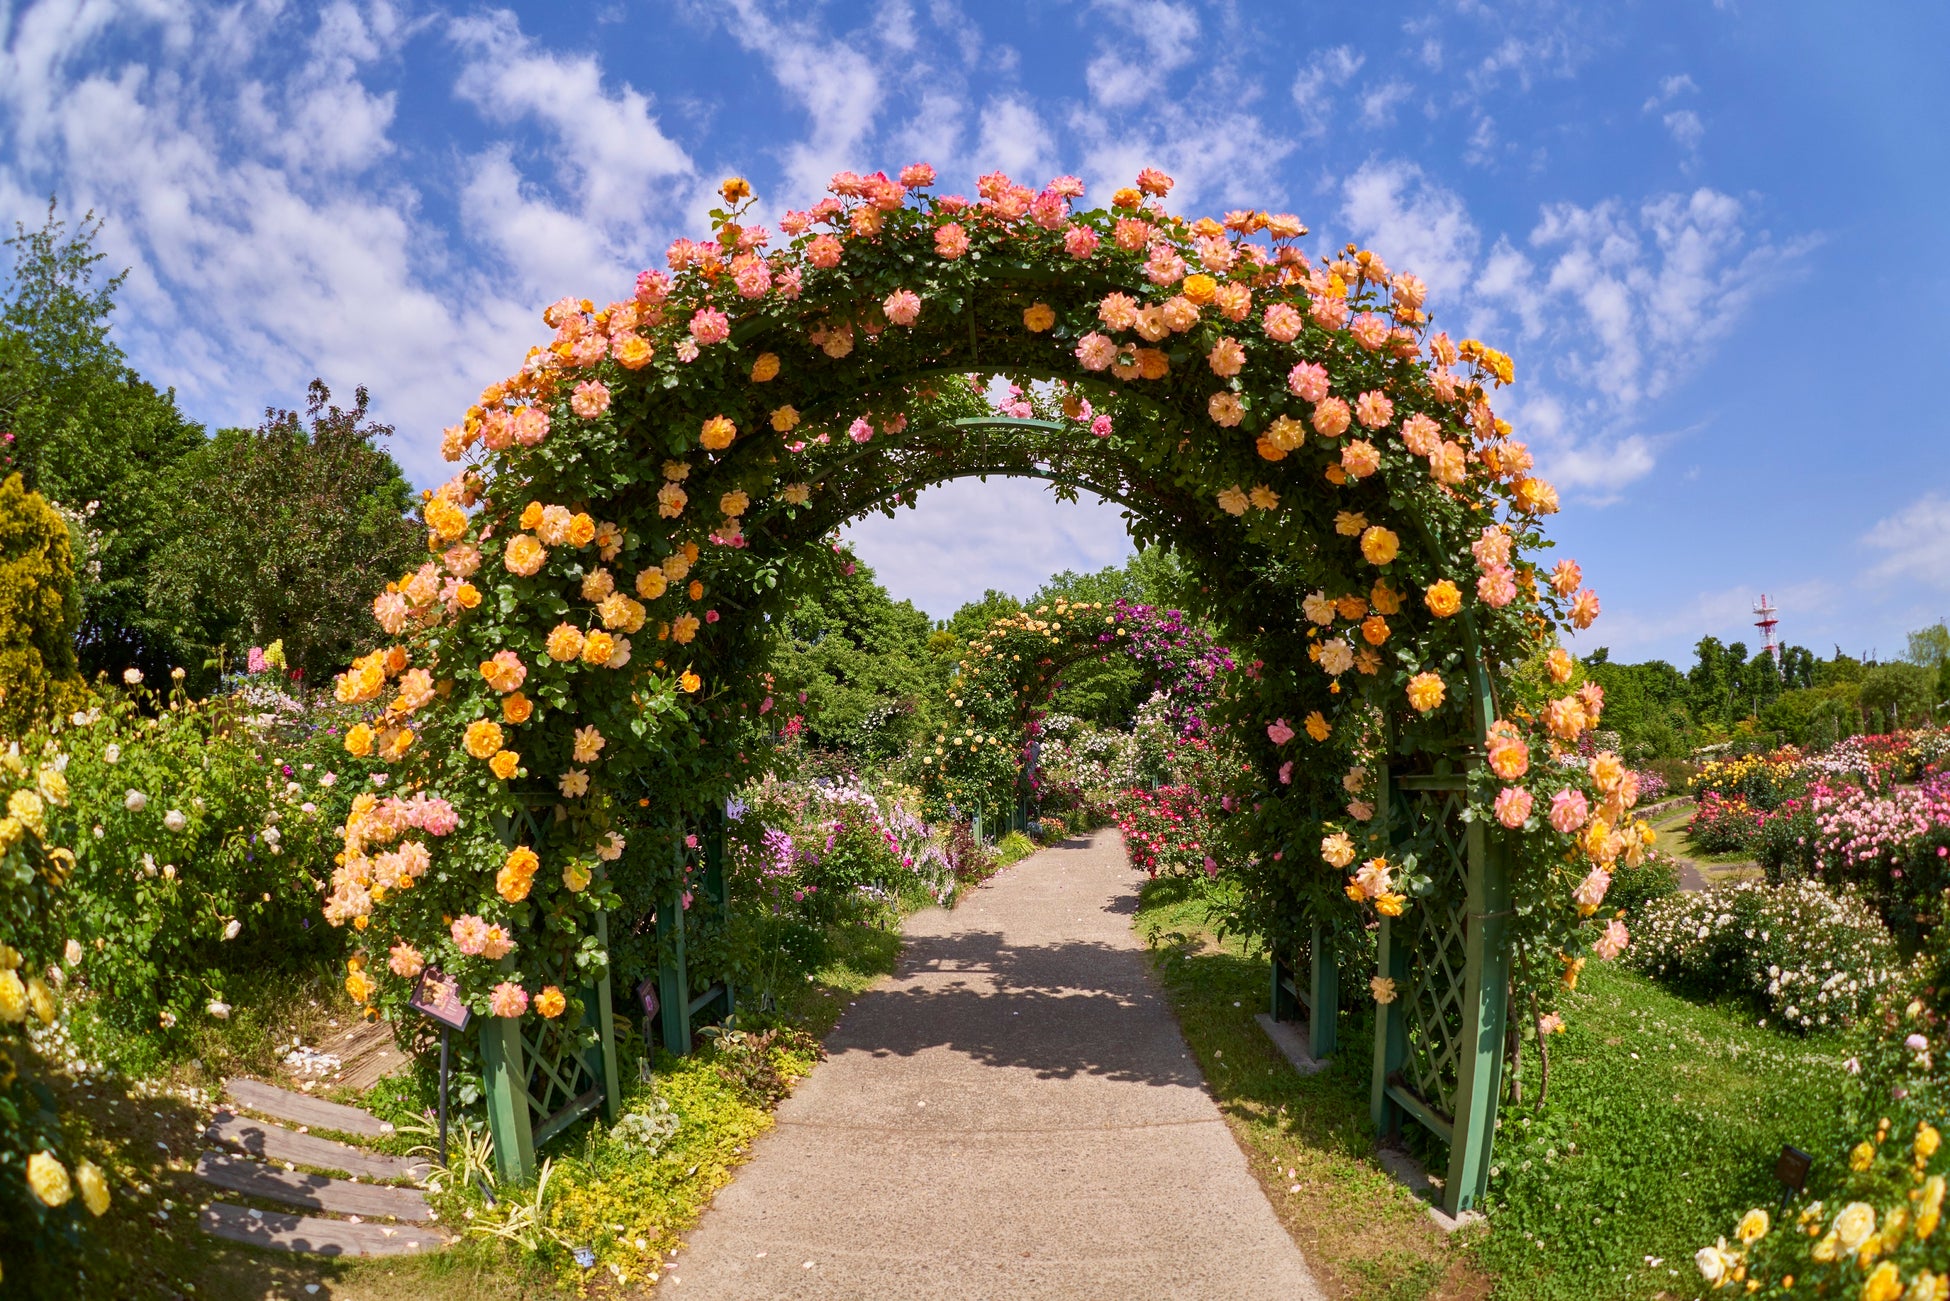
<box><xmin>328</xmin><ymin>166</ymin><xmax>1630</xmax><ymax>1037</ymax></box>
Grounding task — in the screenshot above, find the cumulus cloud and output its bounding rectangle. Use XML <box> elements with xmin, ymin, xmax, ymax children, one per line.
<box><xmin>1291</xmin><ymin>45</ymin><xmax>1364</xmax><ymax>136</ymax></box>
<box><xmin>1338</xmin><ymin>160</ymin><xmax>1806</xmax><ymax>501</ymax></box>
<box><xmin>1867</xmin><ymin>494</ymin><xmax>1950</xmax><ymax>591</ymax></box>
<box><xmin>844</xmin><ymin>478</ymin><xmax>1134</xmax><ymax>619</ymax></box>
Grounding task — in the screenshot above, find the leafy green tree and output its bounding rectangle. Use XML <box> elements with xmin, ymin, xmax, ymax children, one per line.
<box><xmin>147</xmin><ymin>381</ymin><xmax>419</xmax><ymax>681</ymax></box>
<box><xmin>1860</xmin><ymin>662</ymin><xmax>1937</xmax><ymax>733</ymax></box>
<box><xmin>0</xmin><ymin>199</ymin><xmax>205</xmax><ymax>679</ymax></box>
<box><xmin>766</xmin><ymin>552</ymin><xmax>935</xmax><ymax>761</ymax></box>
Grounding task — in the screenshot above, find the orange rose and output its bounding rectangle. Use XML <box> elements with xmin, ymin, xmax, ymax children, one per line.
<box><xmin>501</xmin><ymin>692</ymin><xmax>534</xmax><ymax>724</ymax></box>
<box><xmin>489</xmin><ymin>749</ymin><xmax>521</xmax><ymax>780</ymax></box>
<box><xmin>463</xmin><ymin>719</ymin><xmax>504</xmax><ymax>760</ymax></box>
<box><xmin>1406</xmin><ymin>672</ymin><xmax>1446</xmax><ymax>713</ymax></box>
<box><xmin>1424</xmin><ymin>580</ymin><xmax>1462</xmax><ymax>618</ymax></box>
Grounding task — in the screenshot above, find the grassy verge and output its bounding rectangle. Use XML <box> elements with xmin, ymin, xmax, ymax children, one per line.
<box><xmin>1134</xmin><ymin>875</ymin><xmax>1486</xmax><ymax>1301</ymax></box>
<box><xmin>1134</xmin><ymin>873</ymin><xmax>1849</xmax><ymax>1301</ymax></box>
<box><xmin>50</xmin><ymin>896</ymin><xmax>914</xmax><ymax>1299</ymax></box>
<box><xmin>1479</xmin><ymin>961</ymin><xmax>1848</xmax><ymax>1300</ymax></box>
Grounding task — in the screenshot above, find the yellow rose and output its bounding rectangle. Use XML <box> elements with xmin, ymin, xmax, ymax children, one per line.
<box><xmin>26</xmin><ymin>978</ymin><xmax>55</xmax><ymax>1025</ymax></box>
<box><xmin>1736</xmin><ymin>1208</ymin><xmax>1770</xmax><ymax>1245</ymax></box>
<box><xmin>672</xmin><ymin>613</ymin><xmax>700</xmax><ymax>644</ymax></box>
<box><xmin>700</xmin><ymin>415</ymin><xmax>737</xmax><ymax>450</ymax></box>
<box><xmin>1424</xmin><ymin>580</ymin><xmax>1462</xmax><ymax>618</ymax></box>
<box><xmin>489</xmin><ymin>750</ymin><xmax>521</xmax><ymax>780</ymax></box>
<box><xmin>1022</xmin><ymin>303</ymin><xmax>1056</xmax><ymax>332</ymax></box>
<box><xmin>1181</xmin><ymin>273</ymin><xmax>1217</xmax><ymax>305</ymax></box>
<box><xmin>463</xmin><ymin>719</ymin><xmax>504</xmax><ymax>760</ymax></box>
<box><xmin>1862</xmin><ymin>1261</ymin><xmax>1901</xmax><ymax>1301</ymax></box>
<box><xmin>345</xmin><ymin>969</ymin><xmax>376</xmax><ymax>1003</ymax></box>
<box><xmin>534</xmin><ymin>986</ymin><xmax>568</xmax><ymax>1019</ymax></box>
<box><xmin>566</xmin><ymin>513</ymin><xmax>597</xmax><ymax>547</ymax></box>
<box><xmin>636</xmin><ymin>567</ymin><xmax>669</xmax><ymax>599</ymax></box>
<box><xmin>455</xmin><ymin>582</ymin><xmax>481</xmax><ymax>609</ymax></box>
<box><xmin>583</xmin><ymin>630</ymin><xmax>616</xmax><ymax>665</ymax></box>
<box><xmin>679</xmin><ymin>670</ymin><xmax>702</xmax><ymax>694</ymax></box>
<box><xmin>750</xmin><ymin>352</ymin><xmax>781</xmax><ymax>382</ymax></box>
<box><xmin>36</xmin><ymin>766</ymin><xmax>67</xmax><ymax>807</ymax></box>
<box><xmin>344</xmin><ymin>723</ymin><xmax>376</xmax><ymax>758</ymax></box>
<box><xmin>502</xmin><ymin>692</ymin><xmax>534</xmax><ymax>724</ymax></box>
<box><xmin>75</xmin><ymin>1159</ymin><xmax>109</xmax><ymax>1217</ymax></box>
<box><xmin>545</xmin><ymin>623</ymin><xmax>586</xmax><ymax>662</ymax></box>
<box><xmin>504</xmin><ymin>533</ymin><xmax>547</xmax><ymax>576</ymax></box>
<box><xmin>520</xmin><ymin>500</ymin><xmax>545</xmax><ymax>530</ymax></box>
<box><xmin>1304</xmin><ymin>711</ymin><xmax>1332</xmax><ymax>742</ymax></box>
<box><xmin>26</xmin><ymin>1152</ymin><xmax>71</xmax><ymax>1207</ymax></box>
<box><xmin>771</xmin><ymin>405</ymin><xmax>800</xmax><ymax>432</ymax></box>
<box><xmin>1359</xmin><ymin>525</ymin><xmax>1400</xmax><ymax>566</ymax></box>
<box><xmin>496</xmin><ymin>863</ymin><xmax>534</xmax><ymax>903</ymax></box>
<box><xmin>563</xmin><ymin>860</ymin><xmax>592</xmax><ymax>893</ymax></box>
<box><xmin>1406</xmin><ymin>672</ymin><xmax>1447</xmax><ymax>713</ymax></box>
<box><xmin>1374</xmin><ymin>893</ymin><xmax>1406</xmax><ymax>917</ymax></box>
<box><xmin>1919</xmin><ymin>1124</ymin><xmax>1942</xmax><ymax>1161</ymax></box>
<box><xmin>0</xmin><ymin>969</ymin><xmax>26</xmax><ymax>1023</ymax></box>
<box><xmin>425</xmin><ymin>497</ymin><xmax>467</xmax><ymax>542</ymax></box>
<box><xmin>8</xmin><ymin>789</ymin><xmax>45</xmax><ymax>838</ymax></box>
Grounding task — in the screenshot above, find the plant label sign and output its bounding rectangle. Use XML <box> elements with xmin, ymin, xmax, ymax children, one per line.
<box><xmin>410</xmin><ymin>967</ymin><xmax>471</xmax><ymax>1032</ymax></box>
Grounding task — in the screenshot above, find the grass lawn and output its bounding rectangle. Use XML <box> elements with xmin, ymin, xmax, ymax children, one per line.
<box><xmin>1133</xmin><ymin>873</ymin><xmax>1850</xmax><ymax>1301</ymax></box>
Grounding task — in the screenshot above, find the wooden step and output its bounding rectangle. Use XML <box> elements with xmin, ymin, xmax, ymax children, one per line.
<box><xmin>199</xmin><ymin>1201</ymin><xmax>448</xmax><ymax>1257</ymax></box>
<box><xmin>226</xmin><ymin>1076</ymin><xmax>394</xmax><ymax>1140</ymax></box>
<box><xmin>205</xmin><ymin>1112</ymin><xmax>428</xmax><ymax>1184</ymax></box>
<box><xmin>194</xmin><ymin>1151</ymin><xmax>433</xmax><ymax>1221</ymax></box>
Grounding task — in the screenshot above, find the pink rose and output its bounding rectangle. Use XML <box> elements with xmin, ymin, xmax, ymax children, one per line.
<box><xmin>489</xmin><ymin>982</ymin><xmax>529</xmax><ymax>1019</ymax></box>
<box><xmin>1287</xmin><ymin>361</ymin><xmax>1330</xmax><ymax>402</ymax></box>
<box><xmin>1594</xmin><ymin>919</ymin><xmax>1629</xmax><ymax>961</ymax></box>
<box><xmin>1549</xmin><ymin>789</ymin><xmax>1590</xmax><ymax>835</ymax></box>
<box><xmin>1493</xmin><ymin>786</ymin><xmax>1533</xmax><ymax>829</ymax></box>
<box><xmin>1267</xmin><ymin>718</ymin><xmax>1295</xmax><ymax>746</ymax></box>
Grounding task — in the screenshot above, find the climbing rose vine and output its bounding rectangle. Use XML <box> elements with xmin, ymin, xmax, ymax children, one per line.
<box><xmin>321</xmin><ymin>163</ymin><xmax>1635</xmax><ymax>1028</ymax></box>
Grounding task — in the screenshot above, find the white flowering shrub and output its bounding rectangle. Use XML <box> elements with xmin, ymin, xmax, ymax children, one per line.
<box><xmin>1629</xmin><ymin>879</ymin><xmax>1897</xmax><ymax>1032</ymax></box>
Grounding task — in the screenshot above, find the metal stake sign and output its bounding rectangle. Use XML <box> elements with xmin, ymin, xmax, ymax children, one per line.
<box><xmin>409</xmin><ymin>967</ymin><xmax>471</xmax><ymax>1167</ymax></box>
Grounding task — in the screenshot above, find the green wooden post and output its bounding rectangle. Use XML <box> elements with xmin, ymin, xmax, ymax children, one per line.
<box><xmin>590</xmin><ymin>910</ymin><xmax>623</xmax><ymax>1126</ymax></box>
<box><xmin>1444</xmin><ymin>822</ymin><xmax>1511</xmax><ymax>1213</ymax></box>
<box><xmin>1308</xmin><ymin>922</ymin><xmax>1339</xmax><ymax>1060</ymax></box>
<box><xmin>1369</xmin><ymin>914</ymin><xmax>1408</xmax><ymax>1137</ymax></box>
<box><xmin>1269</xmin><ymin>950</ymin><xmax>1302</xmax><ymax>1022</ymax></box>
<box><xmin>655</xmin><ymin>882</ymin><xmax>691</xmax><ymax>1055</ymax></box>
<box><xmin>480</xmin><ymin>1012</ymin><xmax>536</xmax><ymax>1183</ymax></box>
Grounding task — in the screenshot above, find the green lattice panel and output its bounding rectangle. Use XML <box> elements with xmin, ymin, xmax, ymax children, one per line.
<box><xmin>1397</xmin><ymin>786</ymin><xmax>1471</xmax><ymax>1121</ymax></box>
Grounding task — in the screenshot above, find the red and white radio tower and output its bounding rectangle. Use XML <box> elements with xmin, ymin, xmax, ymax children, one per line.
<box><xmin>1753</xmin><ymin>594</ymin><xmax>1781</xmax><ymax>663</ymax></box>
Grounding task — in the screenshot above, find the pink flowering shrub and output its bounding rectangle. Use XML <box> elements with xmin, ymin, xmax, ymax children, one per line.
<box><xmin>1115</xmin><ymin>784</ymin><xmax>1227</xmax><ymax>879</ymax></box>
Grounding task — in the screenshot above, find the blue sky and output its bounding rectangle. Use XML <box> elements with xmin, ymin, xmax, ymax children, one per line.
<box><xmin>3</xmin><ymin>0</ymin><xmax>1945</xmax><ymax>666</ymax></box>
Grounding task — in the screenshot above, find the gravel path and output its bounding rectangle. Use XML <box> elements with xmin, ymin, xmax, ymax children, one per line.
<box><xmin>665</xmin><ymin>830</ymin><xmax>1326</xmax><ymax>1299</ymax></box>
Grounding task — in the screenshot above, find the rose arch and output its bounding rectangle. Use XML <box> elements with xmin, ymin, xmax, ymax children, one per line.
<box><xmin>328</xmin><ymin>165</ymin><xmax>1641</xmax><ymax>1215</ymax></box>
<box><xmin>924</xmin><ymin>597</ymin><xmax>1232</xmax><ymax>832</ymax></box>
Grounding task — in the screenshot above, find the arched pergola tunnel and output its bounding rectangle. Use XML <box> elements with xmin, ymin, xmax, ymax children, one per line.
<box><xmin>325</xmin><ymin>167</ymin><xmax>1639</xmax><ymax>1217</ymax></box>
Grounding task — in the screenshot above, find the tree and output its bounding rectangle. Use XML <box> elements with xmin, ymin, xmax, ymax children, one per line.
<box><xmin>1859</xmin><ymin>662</ymin><xmax>1936</xmax><ymax>733</ymax></box>
<box><xmin>0</xmin><ymin>199</ymin><xmax>206</xmax><ymax>680</ymax></box>
<box><xmin>147</xmin><ymin>381</ymin><xmax>419</xmax><ymax>681</ymax></box>
<box><xmin>766</xmin><ymin>552</ymin><xmax>935</xmax><ymax>761</ymax></box>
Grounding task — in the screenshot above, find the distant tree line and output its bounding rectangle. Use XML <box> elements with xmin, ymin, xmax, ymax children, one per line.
<box><xmin>1583</xmin><ymin>623</ymin><xmax>1950</xmax><ymax>760</ymax></box>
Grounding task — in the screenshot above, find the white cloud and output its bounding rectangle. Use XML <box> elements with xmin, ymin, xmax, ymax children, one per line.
<box><xmin>1291</xmin><ymin>45</ymin><xmax>1363</xmax><ymax>136</ymax></box>
<box><xmin>976</xmin><ymin>96</ymin><xmax>1057</xmax><ymax>181</ymax></box>
<box><xmin>844</xmin><ymin>478</ymin><xmax>1134</xmax><ymax>619</ymax></box>
<box><xmin>1359</xmin><ymin>80</ymin><xmax>1413</xmax><ymax>129</ymax></box>
<box><xmin>1662</xmin><ymin>108</ymin><xmax>1705</xmax><ymax>152</ymax></box>
<box><xmin>1867</xmin><ymin>494</ymin><xmax>1950</xmax><ymax>590</ymax></box>
<box><xmin>697</xmin><ymin>0</ymin><xmax>887</xmax><ymax>201</ymax></box>
<box><xmin>1339</xmin><ymin>159</ymin><xmax>1480</xmax><ymax>303</ymax></box>
<box><xmin>1643</xmin><ymin>72</ymin><xmax>1698</xmax><ymax>111</ymax></box>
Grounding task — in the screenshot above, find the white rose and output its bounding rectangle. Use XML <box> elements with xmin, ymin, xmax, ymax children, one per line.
<box><xmin>206</xmin><ymin>1000</ymin><xmax>230</xmax><ymax>1019</ymax></box>
<box><xmin>164</xmin><ymin>810</ymin><xmax>188</xmax><ymax>833</ymax></box>
<box><xmin>103</xmin><ymin>745</ymin><xmax>120</xmax><ymax>765</ymax></box>
<box><xmin>262</xmin><ymin>827</ymin><xmax>281</xmax><ymax>846</ymax></box>
<box><xmin>123</xmin><ymin>668</ymin><xmax>142</xmax><ymax>686</ymax></box>
<box><xmin>124</xmin><ymin>790</ymin><xmax>147</xmax><ymax>812</ymax></box>
<box><xmin>222</xmin><ymin>920</ymin><xmax>242</xmax><ymax>941</ymax></box>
